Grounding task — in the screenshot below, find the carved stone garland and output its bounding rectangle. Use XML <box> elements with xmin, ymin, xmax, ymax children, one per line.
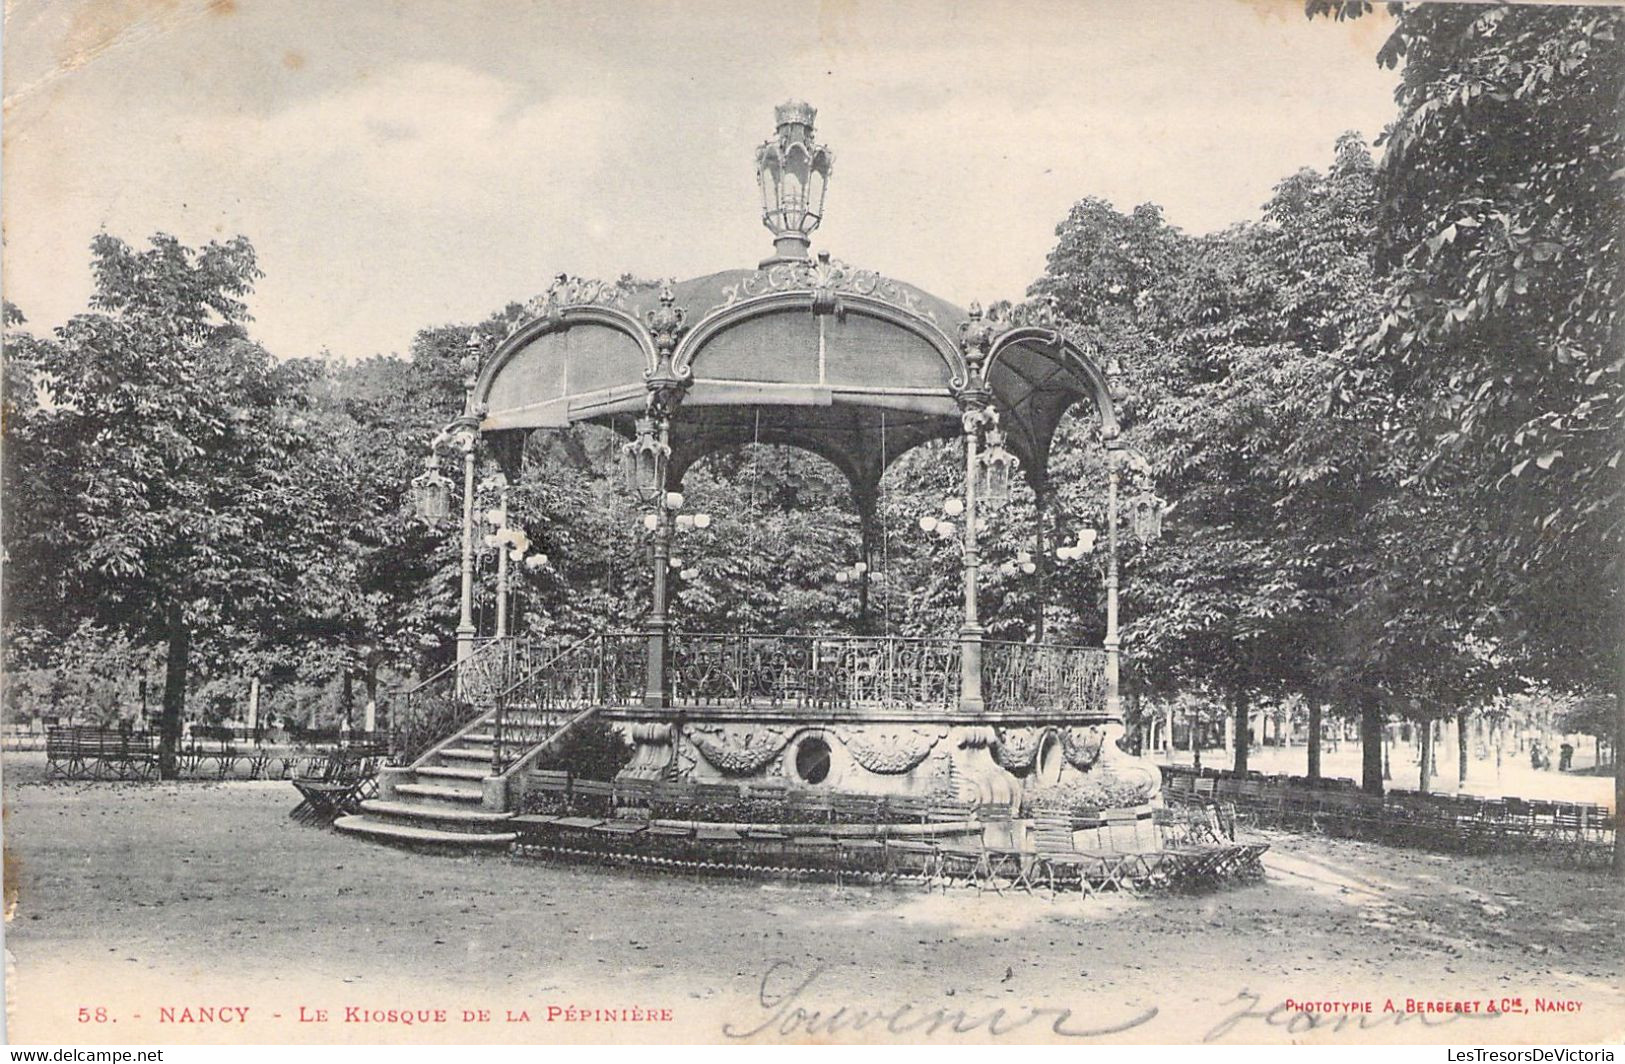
<box><xmin>990</xmin><ymin>727</ymin><xmax>1045</xmax><ymax>773</ymax></box>
<box><xmin>1060</xmin><ymin>725</ymin><xmax>1106</xmax><ymax>769</ymax></box>
<box><xmin>687</xmin><ymin>724</ymin><xmax>794</xmax><ymax>776</ymax></box>
<box><xmin>843</xmin><ymin>726</ymin><xmax>947</xmax><ymax>775</ymax></box>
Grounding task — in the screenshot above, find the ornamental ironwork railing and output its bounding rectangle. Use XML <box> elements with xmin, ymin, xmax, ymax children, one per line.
<box><xmin>389</xmin><ymin>637</ymin><xmax>528</xmax><ymax>765</ymax></box>
<box><xmin>668</xmin><ymin>633</ymin><xmax>960</xmax><ymax>712</ymax></box>
<box><xmin>982</xmin><ymin>640</ymin><xmax>1108</xmax><ymax>715</ymax></box>
<box><xmin>489</xmin><ymin>633</ymin><xmax>645</xmax><ymax>773</ymax></box>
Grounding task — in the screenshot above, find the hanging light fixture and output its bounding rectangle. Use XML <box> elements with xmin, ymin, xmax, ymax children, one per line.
<box><xmin>1056</xmin><ymin>528</ymin><xmax>1098</xmax><ymax>561</ymax></box>
<box><xmin>622</xmin><ymin>416</ymin><xmax>669</xmax><ymax>505</ymax></box>
<box><xmin>976</xmin><ymin>423</ymin><xmax>1018</xmax><ymax>509</ymax></box>
<box><xmin>1129</xmin><ymin>490</ymin><xmax>1169</xmax><ymax>545</ymax></box>
<box><xmin>410</xmin><ymin>455</ymin><xmax>452</xmax><ymax>522</ymax></box>
<box><xmin>998</xmin><ymin>549</ymin><xmax>1038</xmax><ymax>577</ymax></box>
<box><xmin>833</xmin><ymin>559</ymin><xmax>868</xmax><ymax>585</ymax></box>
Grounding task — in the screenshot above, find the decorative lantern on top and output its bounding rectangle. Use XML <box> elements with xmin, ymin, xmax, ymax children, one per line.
<box><xmin>622</xmin><ymin>415</ymin><xmax>670</xmax><ymax>506</ymax></box>
<box><xmin>756</xmin><ymin>100</ymin><xmax>833</xmax><ymax>264</ymax></box>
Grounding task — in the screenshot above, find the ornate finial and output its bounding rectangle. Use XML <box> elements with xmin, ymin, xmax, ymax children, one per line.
<box><xmin>756</xmin><ymin>101</ymin><xmax>834</xmax><ymax>265</ymax></box>
<box><xmin>807</xmin><ymin>250</ymin><xmax>847</xmax><ymax>318</ymax></box>
<box><xmin>460</xmin><ymin>332</ymin><xmax>484</xmax><ymax>384</ymax></box>
<box><xmin>959</xmin><ymin>301</ymin><xmax>999</xmax><ymax>367</ymax></box>
<box><xmin>774</xmin><ymin>100</ymin><xmax>818</xmax><ymax>129</ymax></box>
<box><xmin>1105</xmin><ymin>356</ymin><xmax>1129</xmax><ymax>404</ymax></box>
<box><xmin>645</xmin><ymin>279</ymin><xmax>689</xmax><ymax>356</ymax></box>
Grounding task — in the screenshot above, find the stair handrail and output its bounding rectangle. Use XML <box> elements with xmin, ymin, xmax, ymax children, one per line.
<box><xmin>491</xmin><ymin>632</ymin><xmax>610</xmax><ymax>703</ymax></box>
<box><xmin>490</xmin><ymin>632</ymin><xmax>626</xmax><ymax>774</ymax></box>
<box><xmin>401</xmin><ymin>634</ymin><xmax>587</xmax><ymax>773</ymax></box>
<box><xmin>388</xmin><ymin>636</ymin><xmax>518</xmax><ymax>765</ymax></box>
<box><xmin>494</xmin><ymin>704</ymin><xmax>605</xmax><ymax>785</ymax></box>
<box><xmin>396</xmin><ymin>635</ymin><xmax>511</xmax><ymax>698</ymax></box>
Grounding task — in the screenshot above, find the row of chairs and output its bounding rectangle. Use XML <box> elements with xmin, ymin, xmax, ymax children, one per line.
<box><xmin>46</xmin><ymin>727</ymin><xmax>159</xmax><ymax>780</ymax></box>
<box><xmin>1164</xmin><ymin>769</ymin><xmax>1614</xmax><ymax>862</ymax></box>
<box><xmin>46</xmin><ymin>726</ymin><xmax>385</xmax><ymax>783</ymax></box>
<box><xmin>1166</xmin><ymin>768</ymin><xmax>1615</xmax><ymax>825</ymax></box>
<box><xmin>513</xmin><ymin>780</ymin><xmax>985</xmax><ymax>887</ymax></box>
<box><xmin>525</xmin><ymin>771</ymin><xmax>983</xmax><ymax>825</ymax></box>
<box><xmin>289</xmin><ymin>743</ymin><xmax>389</xmax><ymax>822</ymax></box>
<box><xmin>515</xmin><ymin>771</ymin><xmax>1259</xmax><ymax>893</ymax></box>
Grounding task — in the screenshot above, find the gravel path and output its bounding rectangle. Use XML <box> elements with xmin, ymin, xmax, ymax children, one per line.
<box><xmin>4</xmin><ymin>762</ymin><xmax>1621</xmax><ymax>1044</ymax></box>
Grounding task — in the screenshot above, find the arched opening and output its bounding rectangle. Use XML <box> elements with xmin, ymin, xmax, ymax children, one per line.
<box><xmin>488</xmin><ymin>422</ymin><xmax>652</xmax><ymax>641</ymax></box>
<box><xmin>1033</xmin><ymin>401</ymin><xmax>1111</xmax><ymax>648</ymax></box>
<box><xmin>668</xmin><ymin>442</ymin><xmax>864</xmax><ymax>635</ymax></box>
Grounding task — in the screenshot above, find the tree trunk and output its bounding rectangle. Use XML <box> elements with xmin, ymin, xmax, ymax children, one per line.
<box><xmin>159</xmin><ymin>604</ymin><xmax>189</xmax><ymax>780</ymax></box>
<box><xmin>1457</xmin><ymin>708</ymin><xmax>1469</xmax><ymax>785</ymax></box>
<box><xmin>1191</xmin><ymin>703</ymin><xmax>1202</xmax><ymax>772</ymax></box>
<box><xmin>340</xmin><ymin>671</ymin><xmax>354</xmax><ymax>729</ymax></box>
<box><xmin>1360</xmin><ymin>691</ymin><xmax>1384</xmax><ymax>796</ymax></box>
<box><xmin>1418</xmin><ymin>718</ymin><xmax>1432</xmax><ymax>794</ymax></box>
<box><xmin>1232</xmin><ymin>689</ymin><xmax>1250</xmax><ymax>775</ymax></box>
<box><xmin>1307</xmin><ymin>698</ymin><xmax>1322</xmax><ymax>780</ymax></box>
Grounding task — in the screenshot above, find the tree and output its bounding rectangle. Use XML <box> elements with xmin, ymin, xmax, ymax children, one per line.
<box><xmin>5</xmin><ymin>234</ymin><xmax>324</xmax><ymax>776</ymax></box>
<box><xmin>1311</xmin><ymin>0</ymin><xmax>1625</xmax><ymax>863</ymax></box>
<box><xmin>1029</xmin><ymin>141</ymin><xmax>1397</xmax><ymax>779</ymax></box>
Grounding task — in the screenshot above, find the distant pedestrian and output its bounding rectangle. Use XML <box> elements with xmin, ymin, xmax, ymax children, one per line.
<box><xmin>1559</xmin><ymin>743</ymin><xmax>1574</xmax><ymax>772</ymax></box>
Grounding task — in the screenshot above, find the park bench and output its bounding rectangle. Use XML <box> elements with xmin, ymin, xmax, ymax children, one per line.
<box><xmin>46</xmin><ymin>726</ymin><xmax>159</xmax><ymax>780</ymax></box>
<box><xmin>570</xmin><ymin>778</ymin><xmax>615</xmax><ymax>817</ymax></box>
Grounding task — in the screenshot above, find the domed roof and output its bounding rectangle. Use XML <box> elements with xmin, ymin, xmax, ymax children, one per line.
<box><xmin>471</xmin><ymin>103</ymin><xmax>1119</xmax><ymax>499</ymax></box>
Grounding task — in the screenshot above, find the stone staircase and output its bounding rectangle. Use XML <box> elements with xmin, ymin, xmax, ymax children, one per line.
<box><xmin>333</xmin><ymin>709</ymin><xmax>555</xmax><ymax>849</ymax></box>
<box><xmin>333</xmin><ymin>635</ymin><xmax>616</xmax><ymax>851</ymax></box>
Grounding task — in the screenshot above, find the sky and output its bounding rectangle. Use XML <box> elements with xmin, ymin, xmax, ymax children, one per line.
<box><xmin>2</xmin><ymin>0</ymin><xmax>1401</xmax><ymax>362</ymax></box>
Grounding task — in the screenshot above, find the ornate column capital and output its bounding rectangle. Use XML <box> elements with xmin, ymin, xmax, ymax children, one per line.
<box><xmin>645</xmin><ymin>279</ymin><xmax>690</xmax><ymax>400</ymax></box>
<box><xmin>955</xmin><ymin>301</ymin><xmax>999</xmax><ymax>401</ymax></box>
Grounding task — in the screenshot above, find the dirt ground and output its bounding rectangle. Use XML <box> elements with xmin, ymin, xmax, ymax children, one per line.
<box><xmin>3</xmin><ymin>753</ymin><xmax>1621</xmax><ymax>1046</ymax></box>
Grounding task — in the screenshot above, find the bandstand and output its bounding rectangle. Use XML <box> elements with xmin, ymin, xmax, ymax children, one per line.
<box><xmin>334</xmin><ymin>103</ymin><xmax>1257</xmax><ymax>889</ymax></box>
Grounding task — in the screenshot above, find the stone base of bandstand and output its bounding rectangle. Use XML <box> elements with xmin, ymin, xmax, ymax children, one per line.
<box><xmin>605</xmin><ymin>711</ymin><xmax>1164</xmax><ymax>812</ymax></box>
